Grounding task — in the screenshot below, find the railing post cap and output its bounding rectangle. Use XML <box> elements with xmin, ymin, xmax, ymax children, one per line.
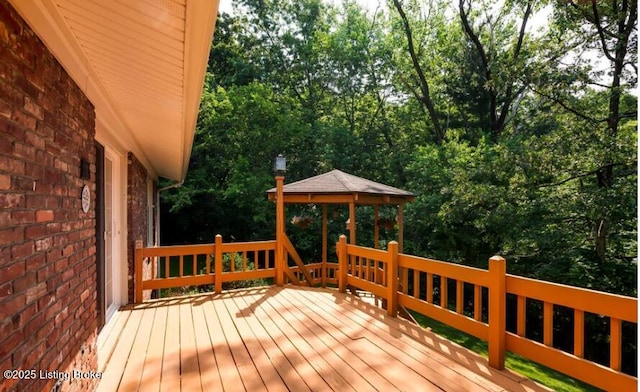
<box><xmin>388</xmin><ymin>240</ymin><xmax>398</xmax><ymax>245</ymax></box>
<box><xmin>339</xmin><ymin>234</ymin><xmax>347</xmax><ymax>240</ymax></box>
<box><xmin>489</xmin><ymin>255</ymin><xmax>505</xmax><ymax>262</ymax></box>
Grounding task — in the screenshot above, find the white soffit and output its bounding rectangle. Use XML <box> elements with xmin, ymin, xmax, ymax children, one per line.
<box><xmin>10</xmin><ymin>0</ymin><xmax>219</xmax><ymax>180</ymax></box>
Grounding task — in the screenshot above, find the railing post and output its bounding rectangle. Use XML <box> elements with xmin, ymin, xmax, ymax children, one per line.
<box><xmin>275</xmin><ymin>175</ymin><xmax>285</xmax><ymax>286</ymax></box>
<box><xmin>214</xmin><ymin>234</ymin><xmax>223</xmax><ymax>294</ymax></box>
<box><xmin>488</xmin><ymin>255</ymin><xmax>506</xmax><ymax>369</ymax></box>
<box><xmin>338</xmin><ymin>235</ymin><xmax>347</xmax><ymax>293</ymax></box>
<box><xmin>134</xmin><ymin>240</ymin><xmax>143</xmax><ymax>303</ymax></box>
<box><xmin>387</xmin><ymin>241</ymin><xmax>399</xmax><ymax>317</ymax></box>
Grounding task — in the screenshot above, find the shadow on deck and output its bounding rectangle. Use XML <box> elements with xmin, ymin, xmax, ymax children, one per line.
<box><xmin>96</xmin><ymin>286</ymin><xmax>550</xmax><ymax>392</ymax></box>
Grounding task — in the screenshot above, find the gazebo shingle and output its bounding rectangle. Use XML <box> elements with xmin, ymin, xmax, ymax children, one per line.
<box><xmin>267</xmin><ymin>169</ymin><xmax>415</xmax><ymax>198</ymax></box>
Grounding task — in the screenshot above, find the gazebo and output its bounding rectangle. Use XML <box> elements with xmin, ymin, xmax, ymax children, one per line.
<box><xmin>266</xmin><ymin>170</ymin><xmax>416</xmax><ymax>265</ymax></box>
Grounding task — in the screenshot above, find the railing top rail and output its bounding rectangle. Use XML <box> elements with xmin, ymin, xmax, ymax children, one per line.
<box><xmin>345</xmin><ymin>244</ymin><xmax>389</xmax><ymax>260</ymax></box>
<box><xmin>506</xmin><ymin>274</ymin><xmax>637</xmax><ymax>322</ymax></box>
<box><xmin>220</xmin><ymin>240</ymin><xmax>276</xmax><ymax>251</ymax></box>
<box><xmin>398</xmin><ymin>253</ymin><xmax>491</xmax><ymax>287</ymax></box>
<box><xmin>140</xmin><ymin>244</ymin><xmax>215</xmax><ymax>257</ymax></box>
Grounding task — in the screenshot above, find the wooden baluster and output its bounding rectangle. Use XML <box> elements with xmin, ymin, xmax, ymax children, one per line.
<box><xmin>364</xmin><ymin>258</ymin><xmax>369</xmax><ymax>281</ymax></box>
<box><xmin>164</xmin><ymin>256</ymin><xmax>169</xmax><ymax>279</ymax></box>
<box><xmin>574</xmin><ymin>309</ymin><xmax>584</xmax><ymax>358</ymax></box>
<box><xmin>426</xmin><ymin>272</ymin><xmax>433</xmax><ymax>303</ymax></box>
<box><xmin>192</xmin><ymin>254</ymin><xmax>197</xmax><ymax>276</ymax></box>
<box><xmin>206</xmin><ymin>251</ymin><xmax>211</xmax><ymax>275</ymax></box>
<box><xmin>441</xmin><ymin>276</ymin><xmax>448</xmax><ymax>309</ymax></box>
<box><xmin>543</xmin><ymin>302</ymin><xmax>553</xmax><ymax>347</ymax></box>
<box><xmin>179</xmin><ymin>255</ymin><xmax>184</xmax><ymax>277</ymax></box>
<box><xmin>351</xmin><ymin>255</ymin><xmax>356</xmax><ymax>276</ymax></box>
<box><xmin>474</xmin><ymin>285</ymin><xmax>482</xmax><ymax>321</ymax></box>
<box><xmin>413</xmin><ymin>271</ymin><xmax>420</xmax><ymax>299</ymax></box>
<box><xmin>610</xmin><ymin>317</ymin><xmax>622</xmax><ymax>371</ymax></box>
<box><xmin>456</xmin><ymin>280</ymin><xmax>463</xmax><ymax>314</ymax></box>
<box><xmin>371</xmin><ymin>259</ymin><xmax>376</xmax><ymax>282</ymax></box>
<box><xmin>372</xmin><ymin>259</ymin><xmax>377</xmax><ymax>284</ymax></box>
<box><xmin>517</xmin><ymin>296</ymin><xmax>526</xmax><ymax>337</ymax></box>
<box><xmin>230</xmin><ymin>252</ymin><xmax>236</xmax><ymax>272</ymax></box>
<box><xmin>402</xmin><ymin>267</ymin><xmax>409</xmax><ymax>294</ymax></box>
<box><xmin>214</xmin><ymin>235</ymin><xmax>223</xmax><ymax>294</ymax></box>
<box><xmin>242</xmin><ymin>252</ymin><xmax>247</xmax><ymax>272</ymax></box>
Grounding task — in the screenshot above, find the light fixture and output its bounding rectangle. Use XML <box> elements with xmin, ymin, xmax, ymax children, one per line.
<box><xmin>274</xmin><ymin>154</ymin><xmax>286</xmax><ymax>175</ymax></box>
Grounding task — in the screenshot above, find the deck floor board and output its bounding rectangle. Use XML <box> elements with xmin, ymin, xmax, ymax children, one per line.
<box><xmin>97</xmin><ymin>286</ymin><xmax>551</xmax><ymax>392</ymax></box>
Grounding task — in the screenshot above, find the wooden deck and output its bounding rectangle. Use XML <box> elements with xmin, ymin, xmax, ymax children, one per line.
<box><xmin>96</xmin><ymin>286</ymin><xmax>550</xmax><ymax>392</ymax></box>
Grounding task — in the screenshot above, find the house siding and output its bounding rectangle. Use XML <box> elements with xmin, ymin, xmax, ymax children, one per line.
<box><xmin>0</xmin><ymin>1</ymin><xmax>99</xmax><ymax>391</ymax></box>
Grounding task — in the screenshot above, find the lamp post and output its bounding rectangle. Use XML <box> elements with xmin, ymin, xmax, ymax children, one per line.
<box><xmin>274</xmin><ymin>155</ymin><xmax>286</xmax><ymax>286</ymax></box>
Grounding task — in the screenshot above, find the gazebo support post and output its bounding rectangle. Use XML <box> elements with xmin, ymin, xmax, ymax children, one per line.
<box><xmin>398</xmin><ymin>203</ymin><xmax>404</xmax><ymax>253</ymax></box>
<box><xmin>349</xmin><ymin>201</ymin><xmax>356</xmax><ymax>245</ymax></box>
<box><xmin>322</xmin><ymin>204</ymin><xmax>328</xmax><ymax>287</ymax></box>
<box><xmin>275</xmin><ymin>176</ymin><xmax>285</xmax><ymax>286</ymax></box>
<box><xmin>374</xmin><ymin>204</ymin><xmax>379</xmax><ymax>249</ymax></box>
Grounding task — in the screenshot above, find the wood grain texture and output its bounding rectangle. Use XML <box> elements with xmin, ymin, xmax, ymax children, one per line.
<box><xmin>97</xmin><ymin>286</ymin><xmax>551</xmax><ymax>392</ymax></box>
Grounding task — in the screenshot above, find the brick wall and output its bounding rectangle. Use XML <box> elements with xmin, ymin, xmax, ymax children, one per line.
<box><xmin>127</xmin><ymin>152</ymin><xmax>150</xmax><ymax>302</ymax></box>
<box><xmin>0</xmin><ymin>1</ymin><xmax>99</xmax><ymax>391</ymax></box>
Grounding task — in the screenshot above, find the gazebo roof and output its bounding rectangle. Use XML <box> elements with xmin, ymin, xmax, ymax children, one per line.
<box><xmin>267</xmin><ymin>169</ymin><xmax>415</xmax><ymax>205</ymax></box>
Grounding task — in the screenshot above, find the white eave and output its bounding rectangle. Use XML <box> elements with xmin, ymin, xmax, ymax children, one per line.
<box><xmin>9</xmin><ymin>0</ymin><xmax>220</xmax><ymax>181</ymax></box>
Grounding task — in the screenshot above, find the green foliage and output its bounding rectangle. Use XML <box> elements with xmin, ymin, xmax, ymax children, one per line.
<box><xmin>161</xmin><ymin>2</ymin><xmax>637</xmax><ymax>299</ymax></box>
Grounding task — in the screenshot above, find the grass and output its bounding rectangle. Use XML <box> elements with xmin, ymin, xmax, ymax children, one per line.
<box><xmin>409</xmin><ymin>311</ymin><xmax>603</xmax><ymax>392</ymax></box>
<box><xmin>156</xmin><ymin>254</ymin><xmax>270</xmax><ymax>298</ymax></box>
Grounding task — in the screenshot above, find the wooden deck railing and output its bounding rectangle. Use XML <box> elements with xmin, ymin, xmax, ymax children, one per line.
<box><xmin>135</xmin><ymin>234</ymin><xmax>636</xmax><ymax>390</ymax></box>
<box><xmin>134</xmin><ymin>235</ymin><xmax>276</xmax><ymax>302</ymax></box>
<box><xmin>336</xmin><ymin>235</ymin><xmax>638</xmax><ymax>392</ymax></box>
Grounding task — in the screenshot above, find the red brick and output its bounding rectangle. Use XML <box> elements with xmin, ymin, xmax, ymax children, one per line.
<box><xmin>13</xmin><ymin>271</ymin><xmax>36</xmax><ymax>293</ymax></box>
<box><xmin>23</xmin><ymin>96</ymin><xmax>43</xmax><ymax>120</ymax></box>
<box><xmin>0</xmin><ymin>294</ymin><xmax>26</xmax><ymax>317</ymax></box>
<box><xmin>0</xmin><ymin>155</ymin><xmax>25</xmax><ymax>174</ymax></box>
<box><xmin>61</xmin><ymin>268</ymin><xmax>74</xmax><ymax>283</ymax></box>
<box><xmin>0</xmin><ymin>260</ymin><xmax>25</xmax><ymax>282</ymax></box>
<box><xmin>10</xmin><ymin>240</ymin><xmax>34</xmax><ymax>259</ymax></box>
<box><xmin>0</xmin><ymin>128</ymin><xmax>15</xmax><ymax>153</ymax></box>
<box><xmin>15</xmin><ymin>302</ymin><xmax>37</xmax><ymax>327</ymax></box>
<box><xmin>0</xmin><ymin>281</ymin><xmax>12</xmax><ymax>298</ymax></box>
<box><xmin>11</xmin><ymin>209</ymin><xmax>34</xmax><ymax>224</ymax></box>
<box><xmin>62</xmin><ymin>244</ymin><xmax>74</xmax><ymax>256</ymax></box>
<box><xmin>35</xmin><ymin>263</ymin><xmax>52</xmax><ymax>283</ymax></box>
<box><xmin>11</xmin><ymin>108</ymin><xmax>36</xmax><ymax>130</ymax></box>
<box><xmin>25</xmin><ymin>194</ymin><xmax>44</xmax><ymax>208</ymax></box>
<box><xmin>25</xmin><ymin>224</ymin><xmax>45</xmax><ymax>238</ymax></box>
<box><xmin>0</xmin><ymin>210</ymin><xmax>9</xmax><ymax>227</ymax></box>
<box><xmin>24</xmin><ymin>129</ymin><xmax>45</xmax><ymax>149</ymax></box>
<box><xmin>25</xmin><ymin>282</ymin><xmax>46</xmax><ymax>304</ymax></box>
<box><xmin>0</xmin><ymin>192</ymin><xmax>24</xmax><ymax>208</ymax></box>
<box><xmin>34</xmin><ymin>237</ymin><xmax>52</xmax><ymax>251</ymax></box>
<box><xmin>0</xmin><ymin>173</ymin><xmax>9</xmax><ymax>189</ymax></box>
<box><xmin>35</xmin><ymin>209</ymin><xmax>53</xmax><ymax>222</ymax></box>
<box><xmin>0</xmin><ymin>227</ymin><xmax>23</xmax><ymax>243</ymax></box>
